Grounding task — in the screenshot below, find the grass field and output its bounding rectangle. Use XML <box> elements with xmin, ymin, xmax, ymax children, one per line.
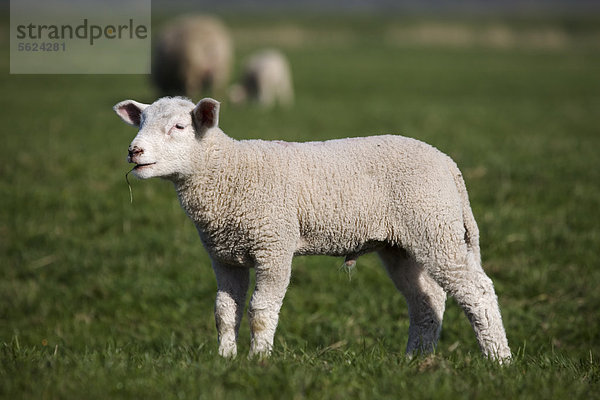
<box><xmin>2</xmin><ymin>12</ymin><xmax>600</xmax><ymax>399</ymax></box>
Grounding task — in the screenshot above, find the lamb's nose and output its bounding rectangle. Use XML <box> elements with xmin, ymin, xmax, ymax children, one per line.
<box><xmin>128</xmin><ymin>146</ymin><xmax>143</xmax><ymax>162</ymax></box>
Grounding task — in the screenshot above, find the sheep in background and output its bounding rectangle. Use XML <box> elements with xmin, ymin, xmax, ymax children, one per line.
<box><xmin>151</xmin><ymin>15</ymin><xmax>233</xmax><ymax>97</ymax></box>
<box><xmin>114</xmin><ymin>96</ymin><xmax>511</xmax><ymax>362</ymax></box>
<box><xmin>229</xmin><ymin>49</ymin><xmax>294</xmax><ymax>107</ymax></box>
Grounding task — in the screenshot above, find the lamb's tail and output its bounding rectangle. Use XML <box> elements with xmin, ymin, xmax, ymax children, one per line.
<box><xmin>446</xmin><ymin>158</ymin><xmax>481</xmax><ymax>263</ymax></box>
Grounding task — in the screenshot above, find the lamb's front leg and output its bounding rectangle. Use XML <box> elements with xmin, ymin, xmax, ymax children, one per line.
<box><xmin>248</xmin><ymin>254</ymin><xmax>293</xmax><ymax>358</ymax></box>
<box><xmin>213</xmin><ymin>261</ymin><xmax>250</xmax><ymax>358</ymax></box>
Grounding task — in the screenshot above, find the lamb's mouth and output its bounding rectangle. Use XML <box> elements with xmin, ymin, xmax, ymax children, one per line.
<box><xmin>134</xmin><ymin>162</ymin><xmax>156</xmax><ymax>169</ymax></box>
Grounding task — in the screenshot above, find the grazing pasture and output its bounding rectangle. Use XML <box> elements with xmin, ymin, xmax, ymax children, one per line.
<box><xmin>1</xmin><ymin>13</ymin><xmax>599</xmax><ymax>399</ymax></box>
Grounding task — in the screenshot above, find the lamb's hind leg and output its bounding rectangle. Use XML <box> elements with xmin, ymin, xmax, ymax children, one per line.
<box><xmin>426</xmin><ymin>250</ymin><xmax>511</xmax><ymax>361</ymax></box>
<box><xmin>378</xmin><ymin>247</ymin><xmax>447</xmax><ymax>356</ymax></box>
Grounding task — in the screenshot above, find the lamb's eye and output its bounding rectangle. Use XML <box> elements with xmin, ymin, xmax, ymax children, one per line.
<box><xmin>175</xmin><ymin>123</ymin><xmax>185</xmax><ymax>130</ymax></box>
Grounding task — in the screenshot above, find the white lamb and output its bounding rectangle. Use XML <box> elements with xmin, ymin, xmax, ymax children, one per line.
<box><xmin>229</xmin><ymin>49</ymin><xmax>294</xmax><ymax>107</ymax></box>
<box><xmin>114</xmin><ymin>96</ymin><xmax>511</xmax><ymax>361</ymax></box>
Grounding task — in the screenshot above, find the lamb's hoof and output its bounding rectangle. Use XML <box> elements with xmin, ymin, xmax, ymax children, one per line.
<box><xmin>248</xmin><ymin>344</ymin><xmax>272</xmax><ymax>360</ymax></box>
<box><xmin>496</xmin><ymin>352</ymin><xmax>512</xmax><ymax>365</ymax></box>
<box><xmin>218</xmin><ymin>344</ymin><xmax>237</xmax><ymax>359</ymax></box>
<box><xmin>486</xmin><ymin>347</ymin><xmax>512</xmax><ymax>364</ymax></box>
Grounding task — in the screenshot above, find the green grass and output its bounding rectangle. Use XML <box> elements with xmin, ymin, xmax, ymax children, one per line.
<box><xmin>2</xmin><ymin>13</ymin><xmax>600</xmax><ymax>399</ymax></box>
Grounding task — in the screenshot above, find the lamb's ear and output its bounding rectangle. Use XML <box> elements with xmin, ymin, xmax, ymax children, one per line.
<box><xmin>113</xmin><ymin>100</ymin><xmax>149</xmax><ymax>127</ymax></box>
<box><xmin>192</xmin><ymin>98</ymin><xmax>220</xmax><ymax>132</ymax></box>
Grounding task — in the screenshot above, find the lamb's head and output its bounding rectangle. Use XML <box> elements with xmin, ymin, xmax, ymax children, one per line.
<box><xmin>114</xmin><ymin>96</ymin><xmax>220</xmax><ymax>181</ymax></box>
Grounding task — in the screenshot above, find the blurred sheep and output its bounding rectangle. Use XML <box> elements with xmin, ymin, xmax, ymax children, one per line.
<box><xmin>229</xmin><ymin>49</ymin><xmax>294</xmax><ymax>107</ymax></box>
<box><xmin>151</xmin><ymin>15</ymin><xmax>233</xmax><ymax>97</ymax></box>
